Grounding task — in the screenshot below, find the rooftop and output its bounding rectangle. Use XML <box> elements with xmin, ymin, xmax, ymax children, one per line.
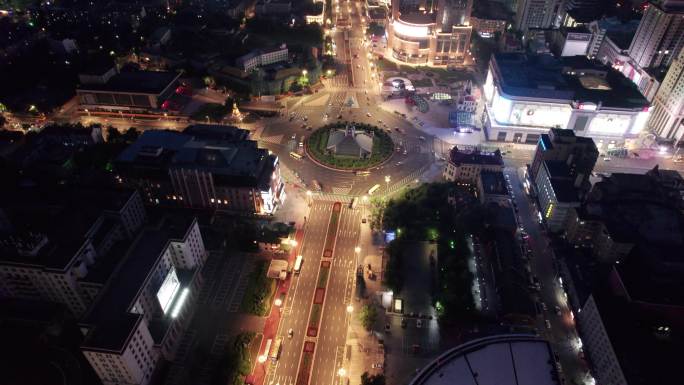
<box><xmin>592</xmin><ymin>279</ymin><xmax>684</xmax><ymax>385</ymax></box>
<box><xmin>0</xmin><ymin>188</ymin><xmax>138</xmax><ymax>271</ymax></box>
<box><xmin>116</xmin><ymin>130</ymin><xmax>275</xmax><ymax>190</ymax></box>
<box><xmin>183</xmin><ymin>124</ymin><xmax>250</xmax><ymax>142</ymax></box>
<box><xmin>543</xmin><ymin>160</ymin><xmax>580</xmax><ymax>203</ymax></box>
<box><xmin>78</xmin><ymin>71</ymin><xmax>180</xmax><ymax>95</ymax></box>
<box><xmin>409</xmin><ymin>335</ymin><xmax>560</xmax><ymax>385</ymax></box>
<box><xmin>81</xmin><ymin>216</ymin><xmax>197</xmax><ymax>353</ymax></box>
<box><xmin>493</xmin><ymin>53</ymin><xmax>649</xmax><ymax>109</ymax></box>
<box><xmin>480</xmin><ymin>171</ymin><xmax>508</xmax><ymax>196</ymax></box>
<box><xmin>449</xmin><ymin>146</ymin><xmax>504</xmax><ymax>167</ymax></box>
<box><xmin>398</xmin><ymin>11</ymin><xmax>436</xmax><ymax>25</ymax></box>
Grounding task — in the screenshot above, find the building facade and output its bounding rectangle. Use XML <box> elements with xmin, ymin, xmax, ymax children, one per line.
<box><xmin>443</xmin><ymin>146</ymin><xmax>504</xmax><ymax>183</ymax></box>
<box><xmin>0</xmin><ymin>190</ymin><xmax>147</xmax><ymax>316</ymax></box>
<box><xmin>627</xmin><ymin>1</ymin><xmax>684</xmax><ymax>70</ymax></box>
<box><xmin>483</xmin><ymin>53</ymin><xmax>651</xmax><ymax>146</ymax></box>
<box><xmin>515</xmin><ymin>0</ymin><xmax>564</xmax><ymax>31</ymax></box>
<box><xmin>81</xmin><ymin>217</ymin><xmax>206</xmax><ymax>385</ymax></box>
<box><xmin>387</xmin><ymin>0</ymin><xmax>472</xmax><ymax>66</ymax></box>
<box><xmin>77</xmin><ymin>70</ymin><xmax>181</xmax><ymax>113</ymax></box>
<box><xmin>647</xmin><ymin>48</ymin><xmax>684</xmax><ymax>143</ymax></box>
<box><xmin>115</xmin><ymin>128</ymin><xmax>285</xmax><ymax>215</ymax></box>
<box><xmin>236</xmin><ymin>45</ymin><xmax>289</xmax><ymax>72</ymax></box>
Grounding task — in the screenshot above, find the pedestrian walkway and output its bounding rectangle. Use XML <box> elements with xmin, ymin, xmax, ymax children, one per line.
<box><xmin>247</xmin><ymin>229</ymin><xmax>304</xmax><ymax>385</ymax></box>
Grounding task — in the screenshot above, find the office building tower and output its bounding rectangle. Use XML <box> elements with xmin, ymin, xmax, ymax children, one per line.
<box><xmin>515</xmin><ymin>0</ymin><xmax>565</xmax><ymax>31</ymax></box>
<box><xmin>628</xmin><ymin>1</ymin><xmax>684</xmax><ymax>69</ymax></box>
<box><xmin>647</xmin><ymin>49</ymin><xmax>684</xmax><ymax>143</ymax></box>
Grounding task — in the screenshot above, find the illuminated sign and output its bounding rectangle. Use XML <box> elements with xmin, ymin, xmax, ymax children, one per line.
<box><xmin>577</xmin><ymin>102</ymin><xmax>597</xmax><ymax>111</ymax></box>
<box><xmin>393</xmin><ymin>21</ymin><xmax>429</xmax><ymax>38</ymax></box>
<box><xmin>171</xmin><ymin>288</ymin><xmax>189</xmax><ymax>318</ymax></box>
<box><xmin>157</xmin><ymin>267</ymin><xmax>180</xmax><ymax>314</ymax></box>
<box><xmin>631</xmin><ymin>110</ymin><xmax>651</xmax><ymax>134</ymax></box>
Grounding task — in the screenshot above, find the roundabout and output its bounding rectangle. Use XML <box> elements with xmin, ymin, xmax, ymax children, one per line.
<box><xmin>304</xmin><ymin>122</ymin><xmax>394</xmax><ymax>171</ymax></box>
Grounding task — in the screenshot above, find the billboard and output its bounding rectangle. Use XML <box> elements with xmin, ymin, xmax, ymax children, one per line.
<box><xmin>157</xmin><ymin>267</ymin><xmax>180</xmax><ymax>314</ymax></box>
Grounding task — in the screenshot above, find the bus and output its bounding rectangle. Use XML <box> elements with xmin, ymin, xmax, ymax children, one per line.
<box><xmin>262</xmin><ymin>338</ymin><xmax>272</xmax><ymax>361</ymax></box>
<box><xmin>350</xmin><ymin>197</ymin><xmax>358</xmax><ymax>209</ymax></box>
<box><xmin>368</xmin><ymin>184</ymin><xmax>381</xmax><ymax>195</ymax></box>
<box><xmin>289</xmin><ymin>151</ymin><xmax>303</xmax><ymax>160</ymax></box>
<box><xmin>269</xmin><ymin>338</ymin><xmax>282</xmax><ymax>362</ymax></box>
<box><xmin>355</xmin><ymin>170</ymin><xmax>371</xmax><ymax>176</ymax></box>
<box><xmin>293</xmin><ymin>255</ymin><xmax>304</xmax><ymax>275</ymax></box>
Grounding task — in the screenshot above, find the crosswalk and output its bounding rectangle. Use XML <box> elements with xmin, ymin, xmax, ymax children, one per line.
<box><xmin>266</xmin><ymin>374</ymin><xmax>294</xmax><ymax>385</ymax></box>
<box><xmin>312</xmin><ymin>193</ymin><xmax>354</xmax><ymax>203</ymax></box>
<box><xmin>259</xmin><ymin>134</ymin><xmax>285</xmax><ymax>146</ymax></box>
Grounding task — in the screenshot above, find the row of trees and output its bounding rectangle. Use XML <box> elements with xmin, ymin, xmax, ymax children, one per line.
<box><xmin>381</xmin><ymin>183</ymin><xmax>484</xmax><ymax>324</ymax></box>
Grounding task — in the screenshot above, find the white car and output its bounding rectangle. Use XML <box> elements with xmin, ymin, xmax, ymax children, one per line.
<box><xmin>366</xmin><ymin>112</ymin><xmax>372</xmax><ymax>117</ymax></box>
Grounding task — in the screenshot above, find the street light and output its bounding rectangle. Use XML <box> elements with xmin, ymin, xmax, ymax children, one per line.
<box><xmin>346</xmin><ymin>304</ymin><xmax>354</xmax><ymax>313</ymax></box>
<box><xmin>355</xmin><ymin>246</ymin><xmax>361</xmax><ymax>253</ymax></box>
<box><xmin>275</xmin><ymin>298</ymin><xmax>283</xmax><ymax>307</ymax></box>
<box><xmin>338</xmin><ymin>368</ymin><xmax>347</xmax><ymax>377</ymax></box>
<box><xmin>257</xmin><ymin>355</ymin><xmax>267</xmax><ymax>364</ymax></box>
<box><xmin>302</xmin><ymin>69</ymin><xmax>308</xmax><ymax>76</ymax></box>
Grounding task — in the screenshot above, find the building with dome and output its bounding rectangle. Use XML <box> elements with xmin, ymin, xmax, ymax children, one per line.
<box><xmin>387</xmin><ymin>0</ymin><xmax>473</xmax><ymax>66</ymax></box>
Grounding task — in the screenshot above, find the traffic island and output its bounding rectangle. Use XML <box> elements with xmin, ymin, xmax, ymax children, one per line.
<box><xmin>323</xmin><ymin>202</ymin><xmax>341</xmax><ymax>258</ymax></box>
<box><xmin>305</xmin><ymin>122</ymin><xmax>393</xmax><ymax>171</ymax></box>
<box><xmin>296</xmin><ymin>342</ymin><xmax>316</xmax><ymax>385</ymax></box>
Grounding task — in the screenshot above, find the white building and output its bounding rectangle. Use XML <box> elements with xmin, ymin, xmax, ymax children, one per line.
<box><xmin>483</xmin><ymin>53</ymin><xmax>652</xmax><ymax>146</ymax></box>
<box><xmin>0</xmin><ymin>190</ymin><xmax>147</xmax><ymax>316</ymax></box>
<box><xmin>515</xmin><ymin>0</ymin><xmax>564</xmax><ymax>31</ymax></box>
<box><xmin>443</xmin><ymin>146</ymin><xmax>504</xmax><ymax>183</ymax></box>
<box><xmin>81</xmin><ymin>217</ymin><xmax>206</xmax><ymax>385</ymax></box>
<box><xmin>647</xmin><ymin>49</ymin><xmax>684</xmax><ymax>143</ymax></box>
<box><xmin>577</xmin><ymin>294</ymin><xmax>628</xmax><ymax>385</ymax></box>
<box><xmin>627</xmin><ymin>1</ymin><xmax>684</xmax><ymax>70</ymax></box>
<box><xmin>236</xmin><ymin>45</ymin><xmax>289</xmax><ymax>72</ymax></box>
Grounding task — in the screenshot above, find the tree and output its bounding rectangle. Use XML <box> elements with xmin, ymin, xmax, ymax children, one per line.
<box><xmin>359</xmin><ymin>304</ymin><xmax>378</xmax><ymax>331</ymax></box>
<box><xmin>0</xmin><ymin>114</ymin><xmax>6</xmax><ymax>128</ymax></box>
<box><xmin>361</xmin><ymin>372</ymin><xmax>386</xmax><ymax>385</ymax></box>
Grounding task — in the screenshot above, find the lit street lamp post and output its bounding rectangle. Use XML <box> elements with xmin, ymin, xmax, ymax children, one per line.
<box><xmin>384</xmin><ymin>175</ymin><xmax>391</xmax><ymax>194</ymax></box>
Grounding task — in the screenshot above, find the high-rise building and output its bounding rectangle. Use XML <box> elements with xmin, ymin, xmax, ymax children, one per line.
<box><xmin>647</xmin><ymin>49</ymin><xmax>684</xmax><ymax>143</ymax></box>
<box><xmin>515</xmin><ymin>0</ymin><xmax>565</xmax><ymax>31</ymax></box>
<box><xmin>530</xmin><ymin>128</ymin><xmax>598</xmax><ymax>188</ymax></box>
<box><xmin>0</xmin><ymin>189</ymin><xmax>147</xmax><ymax>317</ymax></box>
<box><xmin>387</xmin><ymin>0</ymin><xmax>473</xmax><ymax>66</ymax></box>
<box><xmin>627</xmin><ymin>1</ymin><xmax>684</xmax><ymax>70</ymax></box>
<box><xmin>115</xmin><ymin>126</ymin><xmax>285</xmax><ymax>214</ymax></box>
<box><xmin>529</xmin><ymin>129</ymin><xmax>598</xmax><ymax>232</ymax></box>
<box><xmin>80</xmin><ymin>216</ymin><xmax>206</xmax><ymax>385</ymax></box>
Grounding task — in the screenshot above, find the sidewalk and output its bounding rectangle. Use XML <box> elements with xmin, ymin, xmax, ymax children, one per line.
<box><xmin>344</xmin><ymin>220</ymin><xmax>386</xmax><ymax>385</ymax></box>
<box><xmin>248</xmin><ymin>228</ymin><xmax>304</xmax><ymax>385</ymax></box>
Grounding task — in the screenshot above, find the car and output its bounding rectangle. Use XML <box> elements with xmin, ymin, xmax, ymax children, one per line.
<box><xmin>541</xmin><ymin>302</ymin><xmax>548</xmax><ymax>312</ymax></box>
<box><xmin>603</xmin><ymin>157</ymin><xmax>611</xmax><ymax>161</ymax></box>
<box><xmin>416</xmin><ymin>319</ymin><xmax>423</xmax><ymax>328</ymax></box>
<box><xmin>545</xmin><ymin>320</ymin><xmax>552</xmax><ymax>329</ymax></box>
<box><xmin>384</xmin><ymin>323</ymin><xmax>390</xmax><ymax>331</ymax></box>
<box><xmin>555</xmin><ymin>306</ymin><xmax>562</xmax><ymax>316</ymax></box>
<box><xmin>401</xmin><ymin>318</ymin><xmax>407</xmax><ymax>328</ymax></box>
<box><xmin>288</xmin><ymin>328</ymin><xmax>294</xmax><ymax>338</ymax></box>
<box><xmin>362</xmin><ymin>217</ymin><xmax>367</xmax><ymax>223</ymax></box>
<box><xmin>291</xmin><ymin>134</ymin><xmax>297</xmax><ymax>140</ymax></box>
<box><xmin>366</xmin><ymin>112</ymin><xmax>372</xmax><ymax>117</ymax></box>
<box><xmin>418</xmin><ymin>136</ymin><xmax>426</xmax><ymax>141</ymax></box>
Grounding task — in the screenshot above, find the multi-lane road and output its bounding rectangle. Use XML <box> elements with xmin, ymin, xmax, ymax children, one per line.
<box><xmin>266</xmin><ymin>200</ymin><xmax>361</xmax><ymax>385</ymax></box>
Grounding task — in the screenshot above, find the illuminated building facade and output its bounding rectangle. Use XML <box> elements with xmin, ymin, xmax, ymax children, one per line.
<box><xmin>483</xmin><ymin>53</ymin><xmax>651</xmax><ymax>147</ymax></box>
<box><xmin>647</xmin><ymin>49</ymin><xmax>684</xmax><ymax>143</ymax></box>
<box><xmin>81</xmin><ymin>216</ymin><xmax>206</xmax><ymax>385</ymax></box>
<box><xmin>115</xmin><ymin>127</ymin><xmax>285</xmax><ymax>215</ymax></box>
<box><xmin>387</xmin><ymin>0</ymin><xmax>472</xmax><ymax>66</ymax></box>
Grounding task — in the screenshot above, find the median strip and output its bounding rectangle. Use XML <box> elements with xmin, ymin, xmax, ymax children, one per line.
<box><xmin>323</xmin><ymin>202</ymin><xmax>342</xmax><ymax>258</ymax></box>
